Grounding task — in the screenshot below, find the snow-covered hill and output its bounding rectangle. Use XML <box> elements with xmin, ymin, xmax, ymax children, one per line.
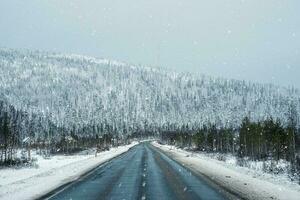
<box><xmin>0</xmin><ymin>48</ymin><xmax>299</xmax><ymax>136</ymax></box>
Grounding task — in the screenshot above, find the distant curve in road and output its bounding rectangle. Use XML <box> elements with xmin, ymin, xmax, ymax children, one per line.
<box><xmin>45</xmin><ymin>143</ymin><xmax>231</xmax><ymax>200</ymax></box>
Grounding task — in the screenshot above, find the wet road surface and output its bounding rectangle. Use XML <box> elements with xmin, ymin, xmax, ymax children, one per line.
<box><xmin>45</xmin><ymin>143</ymin><xmax>229</xmax><ymax>200</ymax></box>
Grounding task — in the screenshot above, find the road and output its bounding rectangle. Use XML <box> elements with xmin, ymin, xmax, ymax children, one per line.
<box><xmin>45</xmin><ymin>143</ymin><xmax>231</xmax><ymax>200</ymax></box>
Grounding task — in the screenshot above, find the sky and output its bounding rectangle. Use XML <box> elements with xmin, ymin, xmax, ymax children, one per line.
<box><xmin>0</xmin><ymin>0</ymin><xmax>300</xmax><ymax>88</ymax></box>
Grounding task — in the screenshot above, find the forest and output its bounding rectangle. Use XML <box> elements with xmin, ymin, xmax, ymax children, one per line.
<box><xmin>0</xmin><ymin>100</ymin><xmax>132</xmax><ymax>165</ymax></box>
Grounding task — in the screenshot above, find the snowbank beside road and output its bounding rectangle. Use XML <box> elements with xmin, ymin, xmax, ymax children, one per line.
<box><xmin>152</xmin><ymin>142</ymin><xmax>300</xmax><ymax>200</ymax></box>
<box><xmin>0</xmin><ymin>142</ymin><xmax>138</xmax><ymax>200</ymax></box>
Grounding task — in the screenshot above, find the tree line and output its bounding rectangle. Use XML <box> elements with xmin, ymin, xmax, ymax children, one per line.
<box><xmin>159</xmin><ymin>110</ymin><xmax>300</xmax><ymax>178</ymax></box>
<box><xmin>0</xmin><ymin>100</ymin><xmax>132</xmax><ymax>166</ymax></box>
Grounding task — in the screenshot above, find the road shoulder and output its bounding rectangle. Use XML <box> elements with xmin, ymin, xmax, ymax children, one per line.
<box><xmin>152</xmin><ymin>142</ymin><xmax>300</xmax><ymax>200</ymax></box>
<box><xmin>0</xmin><ymin>142</ymin><xmax>138</xmax><ymax>200</ymax></box>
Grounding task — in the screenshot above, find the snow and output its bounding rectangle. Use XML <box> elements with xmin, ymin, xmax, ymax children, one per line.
<box><xmin>152</xmin><ymin>142</ymin><xmax>300</xmax><ymax>200</ymax></box>
<box><xmin>0</xmin><ymin>142</ymin><xmax>138</xmax><ymax>200</ymax></box>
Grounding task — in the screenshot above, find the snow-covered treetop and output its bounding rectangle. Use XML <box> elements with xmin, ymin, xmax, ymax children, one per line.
<box><xmin>0</xmin><ymin>48</ymin><xmax>299</xmax><ymax>136</ymax></box>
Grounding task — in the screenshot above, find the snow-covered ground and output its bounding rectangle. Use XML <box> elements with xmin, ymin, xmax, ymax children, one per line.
<box><xmin>152</xmin><ymin>142</ymin><xmax>300</xmax><ymax>200</ymax></box>
<box><xmin>0</xmin><ymin>142</ymin><xmax>138</xmax><ymax>200</ymax></box>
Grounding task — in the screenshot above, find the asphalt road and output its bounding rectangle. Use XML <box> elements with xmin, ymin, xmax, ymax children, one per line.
<box><xmin>45</xmin><ymin>143</ymin><xmax>230</xmax><ymax>200</ymax></box>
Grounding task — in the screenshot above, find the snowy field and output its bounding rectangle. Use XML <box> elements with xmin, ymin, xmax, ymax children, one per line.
<box><xmin>153</xmin><ymin>142</ymin><xmax>300</xmax><ymax>200</ymax></box>
<box><xmin>0</xmin><ymin>142</ymin><xmax>138</xmax><ymax>200</ymax></box>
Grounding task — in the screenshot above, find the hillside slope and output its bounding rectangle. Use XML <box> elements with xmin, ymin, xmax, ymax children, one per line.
<box><xmin>0</xmin><ymin>48</ymin><xmax>299</xmax><ymax>136</ymax></box>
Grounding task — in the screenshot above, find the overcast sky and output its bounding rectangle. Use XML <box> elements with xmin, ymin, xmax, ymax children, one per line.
<box><xmin>1</xmin><ymin>0</ymin><xmax>299</xmax><ymax>88</ymax></box>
